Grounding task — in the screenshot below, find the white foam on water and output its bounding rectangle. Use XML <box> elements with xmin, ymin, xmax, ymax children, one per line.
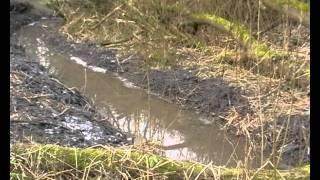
<box><xmin>70</xmin><ymin>56</ymin><xmax>87</xmax><ymax>66</ymax></box>
<box><xmin>70</xmin><ymin>56</ymin><xmax>108</xmax><ymax>73</ymax></box>
<box><xmin>116</xmin><ymin>76</ymin><xmax>139</xmax><ymax>89</ymax></box>
<box><xmin>87</xmin><ymin>65</ymin><xmax>107</xmax><ymax>73</ymax></box>
<box><xmin>69</xmin><ymin>56</ymin><xmax>141</xmax><ymax>89</ymax></box>
<box><xmin>28</xmin><ymin>22</ymin><xmax>36</xmax><ymax>26</ymax></box>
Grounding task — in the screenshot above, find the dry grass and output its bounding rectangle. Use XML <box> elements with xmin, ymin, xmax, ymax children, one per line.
<box><xmin>45</xmin><ymin>0</ymin><xmax>309</xmax><ymax>166</ymax></box>
<box><xmin>46</xmin><ymin>0</ymin><xmax>309</xmax><ymax>89</ymax></box>
<box><xmin>11</xmin><ymin>0</ymin><xmax>310</xmax><ymax>178</ymax></box>
<box><xmin>10</xmin><ymin>143</ymin><xmax>310</xmax><ymax>179</ymax></box>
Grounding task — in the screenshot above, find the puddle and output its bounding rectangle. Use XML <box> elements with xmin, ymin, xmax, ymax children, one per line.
<box><xmin>17</xmin><ymin>20</ymin><xmax>261</xmax><ymax>167</ymax></box>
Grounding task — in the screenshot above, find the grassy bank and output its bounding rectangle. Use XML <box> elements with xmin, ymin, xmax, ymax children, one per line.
<box><xmin>11</xmin><ymin>144</ymin><xmax>310</xmax><ymax>179</ymax></box>
<box><xmin>44</xmin><ymin>0</ymin><xmax>309</xmax><ymax>148</ymax></box>
<box><xmin>11</xmin><ymin>0</ymin><xmax>309</xmax><ymax>177</ymax></box>
<box><xmin>47</xmin><ymin>0</ymin><xmax>309</xmax><ymax>90</ymax></box>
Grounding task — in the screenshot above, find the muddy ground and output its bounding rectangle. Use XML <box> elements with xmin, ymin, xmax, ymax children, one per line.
<box><xmin>10</xmin><ymin>1</ymin><xmax>132</xmax><ymax>147</ymax></box>
<box><xmin>10</xmin><ymin>1</ymin><xmax>309</xmax><ymax>167</ymax></box>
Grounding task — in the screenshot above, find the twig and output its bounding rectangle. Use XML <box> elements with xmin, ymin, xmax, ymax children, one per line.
<box><xmin>241</xmin><ymin>86</ymin><xmax>280</xmax><ymax>100</ymax></box>
<box><xmin>27</xmin><ymin>94</ymin><xmax>54</xmax><ymax>99</ymax></box>
<box><xmin>50</xmin><ymin>77</ymin><xmax>79</xmax><ymax>93</ymax></box>
<box><xmin>100</xmin><ymin>31</ymin><xmax>143</xmax><ymax>46</ymax></box>
<box><xmin>54</xmin><ymin>107</ymin><xmax>70</xmax><ymax>118</ymax></box>
<box><xmin>120</xmin><ymin>55</ymin><xmax>134</xmax><ymax>64</ymax></box>
<box><xmin>90</xmin><ymin>4</ymin><xmax>124</xmax><ymax>30</ymax></box>
<box><xmin>100</xmin><ymin>37</ymin><xmax>133</xmax><ymax>46</ymax></box>
<box><xmin>11</xmin><ymin>71</ymin><xmax>31</xmax><ymax>78</ymax></box>
<box><xmin>116</xmin><ymin>56</ymin><xmax>124</xmax><ymax>73</ymax></box>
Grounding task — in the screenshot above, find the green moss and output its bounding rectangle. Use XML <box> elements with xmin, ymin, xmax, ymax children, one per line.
<box><xmin>274</xmin><ymin>0</ymin><xmax>309</xmax><ymax>12</ymax></box>
<box><xmin>11</xmin><ymin>144</ymin><xmax>310</xmax><ymax>179</ymax></box>
<box><xmin>191</xmin><ymin>13</ymin><xmax>279</xmax><ymax>59</ymax></box>
<box><xmin>45</xmin><ymin>0</ymin><xmax>308</xmax><ymax>90</ymax></box>
<box><xmin>252</xmin><ymin>42</ymin><xmax>273</xmax><ymax>58</ymax></box>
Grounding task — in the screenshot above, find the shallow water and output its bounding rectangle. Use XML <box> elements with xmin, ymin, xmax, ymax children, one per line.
<box><xmin>17</xmin><ymin>19</ymin><xmax>261</xmax><ymax>167</ymax></box>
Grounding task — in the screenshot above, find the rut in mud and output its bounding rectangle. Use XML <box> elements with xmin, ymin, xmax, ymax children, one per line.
<box><xmin>10</xmin><ymin>0</ymin><xmax>309</xmax><ymax>169</ymax></box>
<box><xmin>10</xmin><ymin>1</ymin><xmax>132</xmax><ymax>147</ymax></box>
<box><xmin>13</xmin><ymin>13</ymin><xmax>253</xmax><ymax>168</ymax></box>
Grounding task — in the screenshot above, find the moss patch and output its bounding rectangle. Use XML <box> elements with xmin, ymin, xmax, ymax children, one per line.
<box><xmin>11</xmin><ymin>144</ymin><xmax>310</xmax><ymax>179</ymax></box>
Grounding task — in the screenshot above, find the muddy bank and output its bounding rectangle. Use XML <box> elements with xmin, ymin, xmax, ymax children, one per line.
<box><xmin>10</xmin><ymin>1</ymin><xmax>132</xmax><ymax>147</ymax></box>
<box><xmin>10</xmin><ymin>1</ymin><xmax>309</xmax><ymax>168</ymax></box>
<box><xmin>13</xmin><ymin>4</ymin><xmax>251</xmax><ymax>125</ymax></box>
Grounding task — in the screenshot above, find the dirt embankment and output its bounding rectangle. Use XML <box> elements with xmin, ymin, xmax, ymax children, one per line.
<box><xmin>11</xmin><ymin>2</ymin><xmax>251</xmax><ymax>126</ymax></box>
<box><xmin>10</xmin><ymin>1</ymin><xmax>309</xmax><ymax>167</ymax></box>
<box><xmin>10</xmin><ymin>1</ymin><xmax>132</xmax><ymax>147</ymax></box>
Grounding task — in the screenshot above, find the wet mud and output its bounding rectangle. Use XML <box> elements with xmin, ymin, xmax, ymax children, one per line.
<box><xmin>10</xmin><ymin>1</ymin><xmax>309</xmax><ymax>168</ymax></box>
<box><xmin>10</xmin><ymin>1</ymin><xmax>132</xmax><ymax>147</ymax></box>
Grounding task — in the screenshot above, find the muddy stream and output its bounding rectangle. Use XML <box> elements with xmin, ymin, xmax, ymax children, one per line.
<box><xmin>15</xmin><ymin>16</ymin><xmax>262</xmax><ymax>168</ymax></box>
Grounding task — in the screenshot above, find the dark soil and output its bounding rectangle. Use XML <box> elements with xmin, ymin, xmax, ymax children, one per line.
<box><xmin>10</xmin><ymin>1</ymin><xmax>132</xmax><ymax>147</ymax></box>
<box><xmin>13</xmin><ymin>7</ymin><xmax>252</xmax><ymax>121</ymax></box>
<box><xmin>10</xmin><ymin>1</ymin><xmax>309</xmax><ymax>168</ymax></box>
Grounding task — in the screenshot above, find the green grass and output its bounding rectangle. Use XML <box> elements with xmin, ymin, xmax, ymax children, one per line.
<box><xmin>11</xmin><ymin>143</ymin><xmax>310</xmax><ymax>179</ymax></box>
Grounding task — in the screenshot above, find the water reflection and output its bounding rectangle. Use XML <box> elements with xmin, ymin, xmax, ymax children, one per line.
<box><xmin>18</xmin><ymin>25</ymin><xmax>259</xmax><ymax>167</ymax></box>
<box><xmin>47</xmin><ymin>54</ymin><xmax>256</xmax><ymax>166</ymax></box>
